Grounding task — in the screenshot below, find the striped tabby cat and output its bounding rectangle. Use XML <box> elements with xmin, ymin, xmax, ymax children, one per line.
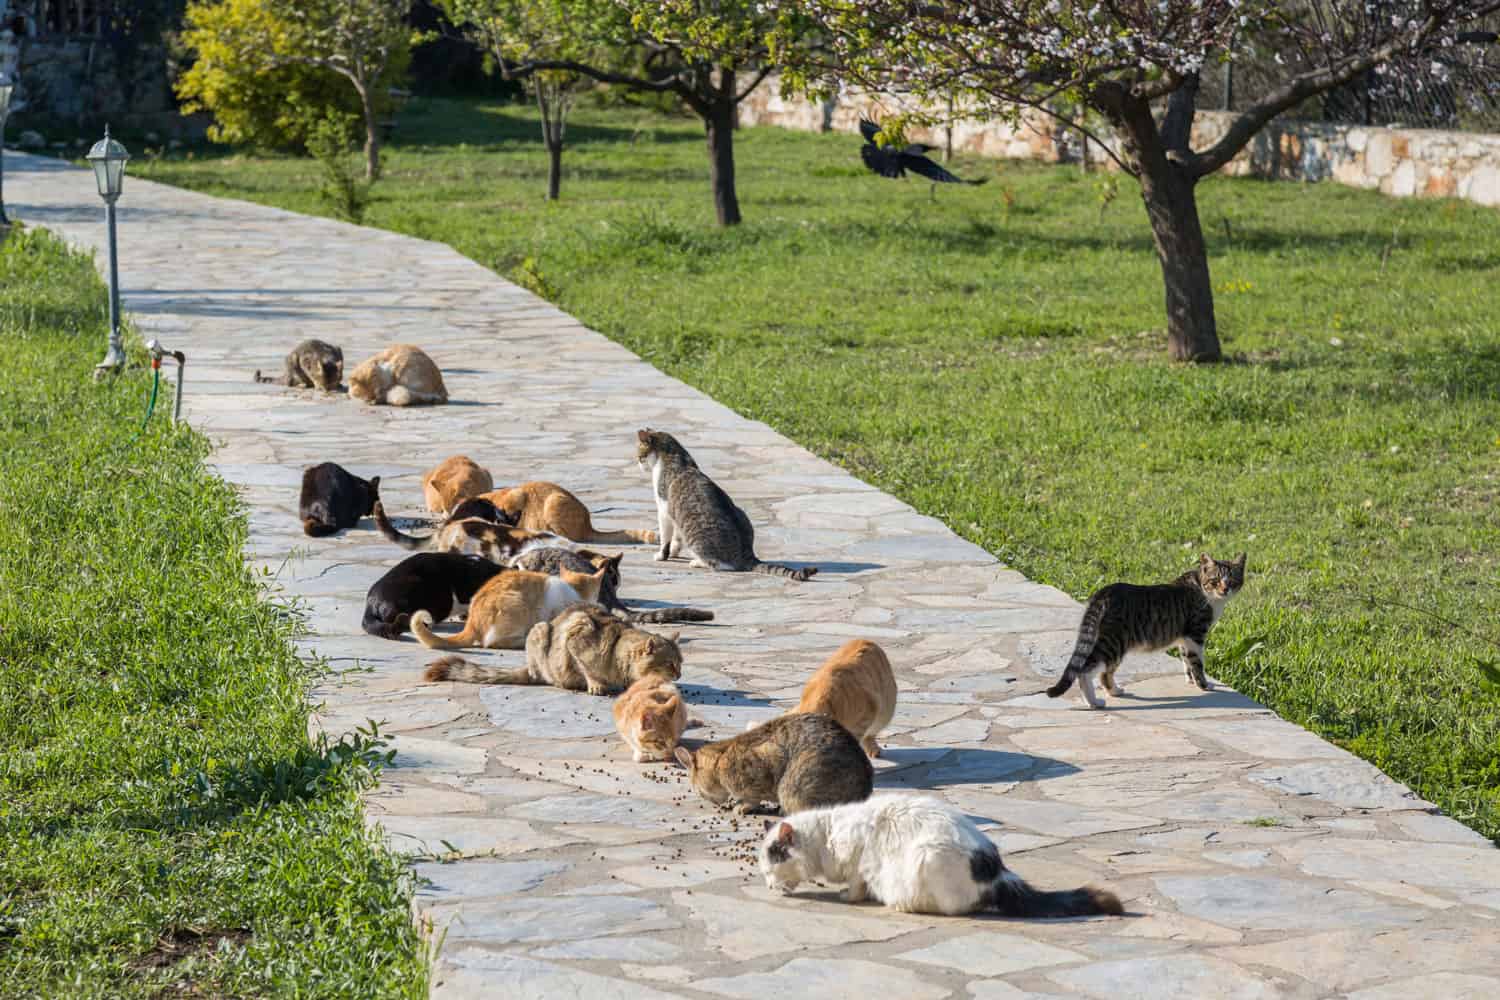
<box><xmin>636</xmin><ymin>429</ymin><xmax>816</xmax><ymax>581</ymax></box>
<box><xmin>1047</xmin><ymin>553</ymin><xmax>1247</xmax><ymax>708</ymax></box>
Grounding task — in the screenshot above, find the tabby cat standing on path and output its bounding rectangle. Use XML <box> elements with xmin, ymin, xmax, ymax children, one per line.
<box><xmin>1047</xmin><ymin>553</ymin><xmax>1247</xmax><ymax>708</ymax></box>
<box><xmin>635</xmin><ymin>429</ymin><xmax>817</xmax><ymax>581</ymax></box>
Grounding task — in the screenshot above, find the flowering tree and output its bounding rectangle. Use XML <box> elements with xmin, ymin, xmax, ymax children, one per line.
<box><xmin>482</xmin><ymin>0</ymin><xmax>802</xmax><ymax>225</ymax></box>
<box><xmin>770</xmin><ymin>1</ymin><xmax>1500</xmax><ymax>361</ymax></box>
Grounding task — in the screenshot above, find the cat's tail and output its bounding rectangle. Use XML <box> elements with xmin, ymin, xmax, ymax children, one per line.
<box><xmin>626</xmin><ymin>607</ymin><xmax>715</xmax><ymax>624</ymax></box>
<box><xmin>423</xmin><ymin>655</ymin><xmax>535</xmax><ymax>685</ymax></box>
<box><xmin>411</xmin><ymin>610</ymin><xmax>484</xmax><ymax>650</ymax></box>
<box><xmin>374</xmin><ymin>501</ymin><xmax>433</xmax><ymax>551</ymax></box>
<box><xmin>253</xmin><ymin>370</ymin><xmax>281</xmax><ymax>385</ymax></box>
<box><xmin>1046</xmin><ymin>600</ymin><xmax>1104</xmax><ymax>698</ymax></box>
<box><xmin>584</xmin><ymin>527</ymin><xmax>659</xmax><ymax>545</ymax></box>
<box><xmin>752</xmin><ymin>561</ymin><xmax>819</xmax><ymax>582</ymax></box>
<box><xmin>985</xmin><ymin>870</ymin><xmax>1123</xmax><ymax>919</ymax></box>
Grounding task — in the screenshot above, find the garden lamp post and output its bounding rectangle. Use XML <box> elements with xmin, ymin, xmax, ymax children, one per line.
<box><xmin>0</xmin><ymin>74</ymin><xmax>14</xmax><ymax>226</ymax></box>
<box><xmin>86</xmin><ymin>126</ymin><xmax>129</xmax><ymax>373</ymax></box>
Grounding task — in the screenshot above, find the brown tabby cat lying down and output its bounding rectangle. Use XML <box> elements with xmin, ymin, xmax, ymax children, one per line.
<box><xmin>424</xmin><ymin>455</ymin><xmax>494</xmax><ymax>515</ymax></box>
<box><xmin>374</xmin><ymin>501</ymin><xmax>563</xmax><ymax>564</ymax></box>
<box><xmin>425</xmin><ymin>603</ymin><xmax>681</xmax><ymax>697</ymax></box>
<box><xmin>348</xmin><ymin>344</ymin><xmax>448</xmax><ymax>406</ymax></box>
<box><xmin>411</xmin><ymin>566</ymin><xmax>606</xmax><ymax>651</ymax></box>
<box><xmin>791</xmin><ymin>640</ymin><xmax>897</xmax><ymax>759</ymax></box>
<box><xmin>480</xmin><ymin>482</ymin><xmax>658</xmax><ymax>545</ymax></box>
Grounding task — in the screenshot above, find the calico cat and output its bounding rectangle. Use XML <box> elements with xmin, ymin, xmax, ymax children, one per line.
<box><xmin>635</xmin><ymin>429</ymin><xmax>817</xmax><ymax>581</ymax></box>
<box><xmin>614</xmin><ymin>675</ymin><xmax>693</xmax><ymax>763</ymax></box>
<box><xmin>254</xmin><ymin>339</ymin><xmax>343</xmax><ymax>390</ymax></box>
<box><xmin>374</xmin><ymin>501</ymin><xmax>559</xmax><ymax>563</ymax></box>
<box><xmin>674</xmin><ymin>713</ymin><xmax>871</xmax><ymax>815</ymax></box>
<box><xmin>299</xmin><ymin>463</ymin><xmax>379</xmax><ymax>537</ymax></box>
<box><xmin>792</xmin><ymin>640</ymin><xmax>898</xmax><ymax>759</ymax></box>
<box><xmin>361</xmin><ymin>552</ymin><xmax>505</xmax><ymax>640</ymax></box>
<box><xmin>424</xmin><ymin>456</ymin><xmax>494</xmax><ymax>515</ymax></box>
<box><xmin>481</xmin><ymin>482</ymin><xmax>659</xmax><ymax>545</ymax></box>
<box><xmin>426</xmin><ymin>603</ymin><xmax>680</xmax><ymax>695</ymax></box>
<box><xmin>348</xmin><ymin>344</ymin><xmax>448</xmax><ymax>406</ymax></box>
<box><xmin>1048</xmin><ymin>552</ymin><xmax>1247</xmax><ymax>708</ymax></box>
<box><xmin>511</xmin><ymin>546</ymin><xmax>714</xmax><ymax>624</ymax></box>
<box><xmin>759</xmin><ymin>796</ymin><xmax>1123</xmax><ymax>918</ymax></box>
<box><xmin>410</xmin><ymin>566</ymin><xmax>605</xmax><ymax>651</ymax></box>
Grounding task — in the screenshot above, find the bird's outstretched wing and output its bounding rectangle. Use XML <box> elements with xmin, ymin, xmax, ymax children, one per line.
<box><xmin>859</xmin><ymin>118</ymin><xmax>881</xmax><ymax>144</ymax></box>
<box><xmin>860</xmin><ymin>143</ymin><xmax>905</xmax><ymax>179</ymax></box>
<box><xmin>902</xmin><ymin>143</ymin><xmax>938</xmax><ymax>155</ymax></box>
<box><xmin>901</xmin><ymin>153</ymin><xmax>969</xmax><ymax>184</ymax></box>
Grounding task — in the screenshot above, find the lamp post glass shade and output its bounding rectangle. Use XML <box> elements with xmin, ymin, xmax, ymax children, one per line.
<box><xmin>86</xmin><ymin>126</ymin><xmax>129</xmax><ymax>200</ymax></box>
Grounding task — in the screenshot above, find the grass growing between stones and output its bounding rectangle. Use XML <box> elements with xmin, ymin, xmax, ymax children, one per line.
<box><xmin>0</xmin><ymin>228</ymin><xmax>426</xmax><ymax>997</ymax></box>
<box><xmin>136</xmin><ymin>98</ymin><xmax>1500</xmax><ymax>839</ymax></box>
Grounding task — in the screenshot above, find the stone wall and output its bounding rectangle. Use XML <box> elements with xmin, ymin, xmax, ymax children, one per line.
<box><xmin>739</xmin><ymin>77</ymin><xmax>1500</xmax><ymax>209</ymax></box>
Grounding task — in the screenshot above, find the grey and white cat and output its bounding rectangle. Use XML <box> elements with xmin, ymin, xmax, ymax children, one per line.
<box><xmin>1048</xmin><ymin>552</ymin><xmax>1247</xmax><ymax>708</ymax></box>
<box><xmin>635</xmin><ymin>429</ymin><xmax>816</xmax><ymax>581</ymax></box>
<box><xmin>759</xmin><ymin>795</ymin><xmax>1122</xmax><ymax>918</ymax></box>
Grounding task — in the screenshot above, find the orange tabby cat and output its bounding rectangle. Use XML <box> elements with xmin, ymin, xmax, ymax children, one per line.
<box><xmin>423</xmin><ymin>456</ymin><xmax>494</xmax><ymax>515</ymax></box>
<box><xmin>410</xmin><ymin>566</ymin><xmax>604</xmax><ymax>650</ymax></box>
<box><xmin>481</xmin><ymin>482</ymin><xmax>657</xmax><ymax>545</ymax></box>
<box><xmin>614</xmin><ymin>675</ymin><xmax>691</xmax><ymax>762</ymax></box>
<box><xmin>794</xmin><ymin>640</ymin><xmax>898</xmax><ymax>758</ymax></box>
<box><xmin>348</xmin><ymin>344</ymin><xmax>448</xmax><ymax>406</ymax></box>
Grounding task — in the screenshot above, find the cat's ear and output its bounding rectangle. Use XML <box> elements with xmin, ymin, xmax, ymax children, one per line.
<box><xmin>775</xmin><ymin>822</ymin><xmax>795</xmax><ymax>847</ymax></box>
<box><xmin>762</xmin><ymin>819</ymin><xmax>776</xmax><ymax>833</ymax></box>
<box><xmin>673</xmin><ymin>746</ymin><xmax>694</xmax><ymax>771</ymax></box>
<box><xmin>1198</xmin><ymin>552</ymin><xmax>1213</xmax><ymax>568</ymax></box>
<box><xmin>637</xmin><ymin>429</ymin><xmax>650</xmax><ymax>442</ymax></box>
<box><xmin>668</xmin><ymin>630</ymin><xmax>681</xmax><ymax>644</ymax></box>
<box><xmin>1235</xmin><ymin>552</ymin><xmax>1247</xmax><ymax>569</ymax></box>
<box><xmin>607</xmin><ymin>554</ymin><xmax>623</xmax><ymax>569</ymax></box>
<box><xmin>368</xmin><ymin>476</ymin><xmax>381</xmax><ymax>493</ymax></box>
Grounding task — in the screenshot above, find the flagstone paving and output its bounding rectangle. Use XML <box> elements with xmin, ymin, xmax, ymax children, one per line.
<box><xmin>11</xmin><ymin>151</ymin><xmax>1500</xmax><ymax>998</ymax></box>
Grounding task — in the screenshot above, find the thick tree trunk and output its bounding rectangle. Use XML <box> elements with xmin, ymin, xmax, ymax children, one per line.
<box><xmin>1105</xmin><ymin>85</ymin><xmax>1222</xmax><ymax>362</ymax></box>
<box><xmin>357</xmin><ymin>83</ymin><xmax>381</xmax><ymax>182</ymax></box>
<box><xmin>703</xmin><ymin>72</ymin><xmax>741</xmax><ymax>226</ymax></box>
<box><xmin>1139</xmin><ymin>162</ymin><xmax>1219</xmax><ymax>361</ymax></box>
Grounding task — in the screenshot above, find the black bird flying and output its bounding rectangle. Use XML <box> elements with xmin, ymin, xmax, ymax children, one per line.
<box><xmin>858</xmin><ymin>118</ymin><xmax>988</xmax><ymax>197</ymax></box>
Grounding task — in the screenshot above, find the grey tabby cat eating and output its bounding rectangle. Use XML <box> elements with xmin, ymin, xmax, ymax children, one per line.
<box><xmin>1047</xmin><ymin>552</ymin><xmax>1247</xmax><ymax>708</ymax></box>
<box><xmin>636</xmin><ymin>429</ymin><xmax>816</xmax><ymax>581</ymax></box>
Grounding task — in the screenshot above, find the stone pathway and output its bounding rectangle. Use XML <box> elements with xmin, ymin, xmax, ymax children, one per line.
<box><xmin>11</xmin><ymin>151</ymin><xmax>1500</xmax><ymax>999</ymax></box>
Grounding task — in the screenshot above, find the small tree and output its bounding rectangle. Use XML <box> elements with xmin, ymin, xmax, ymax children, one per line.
<box><xmin>439</xmin><ymin>0</ymin><xmax>605</xmax><ymax>200</ymax></box>
<box><xmin>772</xmin><ymin>1</ymin><xmax>1500</xmax><ymax>361</ymax></box>
<box><xmin>179</xmin><ymin>0</ymin><xmax>415</xmax><ymax>181</ymax></box>
<box><xmin>467</xmin><ymin>0</ymin><xmax>804</xmax><ymax>225</ymax></box>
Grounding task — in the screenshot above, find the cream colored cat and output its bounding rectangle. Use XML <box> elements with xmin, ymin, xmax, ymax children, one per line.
<box><xmin>348</xmin><ymin>344</ymin><xmax>448</xmax><ymax>406</ymax></box>
<box><xmin>410</xmin><ymin>566</ymin><xmax>604</xmax><ymax>650</ymax></box>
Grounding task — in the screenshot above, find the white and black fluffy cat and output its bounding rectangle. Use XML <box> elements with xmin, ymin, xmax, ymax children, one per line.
<box><xmin>759</xmin><ymin>795</ymin><xmax>1121</xmax><ymax>918</ymax></box>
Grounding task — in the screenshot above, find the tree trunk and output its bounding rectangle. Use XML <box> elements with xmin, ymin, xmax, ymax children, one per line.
<box><xmin>703</xmin><ymin>71</ymin><xmax>741</xmax><ymax>226</ymax></box>
<box><xmin>357</xmin><ymin>82</ymin><xmax>381</xmax><ymax>182</ymax></box>
<box><xmin>1138</xmin><ymin>163</ymin><xmax>1219</xmax><ymax>361</ymax></box>
<box><xmin>1105</xmin><ymin>87</ymin><xmax>1222</xmax><ymax>362</ymax></box>
<box><xmin>537</xmin><ymin>87</ymin><xmax>563</xmax><ymax>201</ymax></box>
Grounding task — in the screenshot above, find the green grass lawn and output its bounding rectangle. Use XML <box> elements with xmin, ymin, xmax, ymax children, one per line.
<box><xmin>133</xmin><ymin>97</ymin><xmax>1500</xmax><ymax>839</ymax></box>
<box><xmin>0</xmin><ymin>228</ymin><xmax>425</xmax><ymax>996</ymax></box>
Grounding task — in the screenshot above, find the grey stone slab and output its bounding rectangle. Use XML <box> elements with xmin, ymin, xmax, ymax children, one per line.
<box><xmin>694</xmin><ymin>958</ymin><xmax>949</xmax><ymax>1000</ymax></box>
<box><xmin>897</xmin><ymin>933</ymin><xmax>1085</xmax><ymax>977</ymax></box>
<box><xmin>437</xmin><ymin>949</ymin><xmax>686</xmax><ymax>999</ymax></box>
<box><xmin>428</xmin><ymin>894</ymin><xmax>678</xmax><ymax>945</ymax></box>
<box><xmin>1154</xmin><ymin>874</ymin><xmax>1425</xmax><ymax>930</ymax></box>
<box><xmin>413</xmin><ymin>859</ymin><xmax>569</xmax><ymax>900</ymax></box>
<box><xmin>1047</xmin><ymin>955</ymin><xmax>1285</xmax><ymax>1000</ymax></box>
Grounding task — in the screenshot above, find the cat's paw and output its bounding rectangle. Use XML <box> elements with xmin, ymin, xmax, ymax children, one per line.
<box><xmin>862</xmin><ymin>739</ymin><xmax>882</xmax><ymax>758</ymax></box>
<box><xmin>1106</xmin><ymin>683</ymin><xmax>1126</xmax><ymax>697</ymax></box>
<box><xmin>654</xmin><ymin>550</ymin><xmax>671</xmax><ymax>562</ymax></box>
<box><xmin>842</xmin><ymin>884</ymin><xmax>868</xmax><ymax>903</ymax></box>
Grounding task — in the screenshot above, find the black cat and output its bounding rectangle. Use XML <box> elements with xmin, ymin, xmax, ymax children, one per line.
<box><xmin>299</xmin><ymin>463</ymin><xmax>380</xmax><ymax>537</ymax></box>
<box><xmin>361</xmin><ymin>552</ymin><xmax>506</xmax><ymax>640</ymax></box>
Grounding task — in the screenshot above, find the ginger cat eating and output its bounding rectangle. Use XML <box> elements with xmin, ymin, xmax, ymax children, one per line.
<box><xmin>480</xmin><ymin>482</ymin><xmax>657</xmax><ymax>545</ymax></box>
<box><xmin>615</xmin><ymin>675</ymin><xmax>692</xmax><ymax>762</ymax></box>
<box><xmin>410</xmin><ymin>566</ymin><xmax>605</xmax><ymax>651</ymax></box>
<box><xmin>793</xmin><ymin>640</ymin><xmax>898</xmax><ymax>759</ymax></box>
<box><xmin>424</xmin><ymin>455</ymin><xmax>494</xmax><ymax>515</ymax></box>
